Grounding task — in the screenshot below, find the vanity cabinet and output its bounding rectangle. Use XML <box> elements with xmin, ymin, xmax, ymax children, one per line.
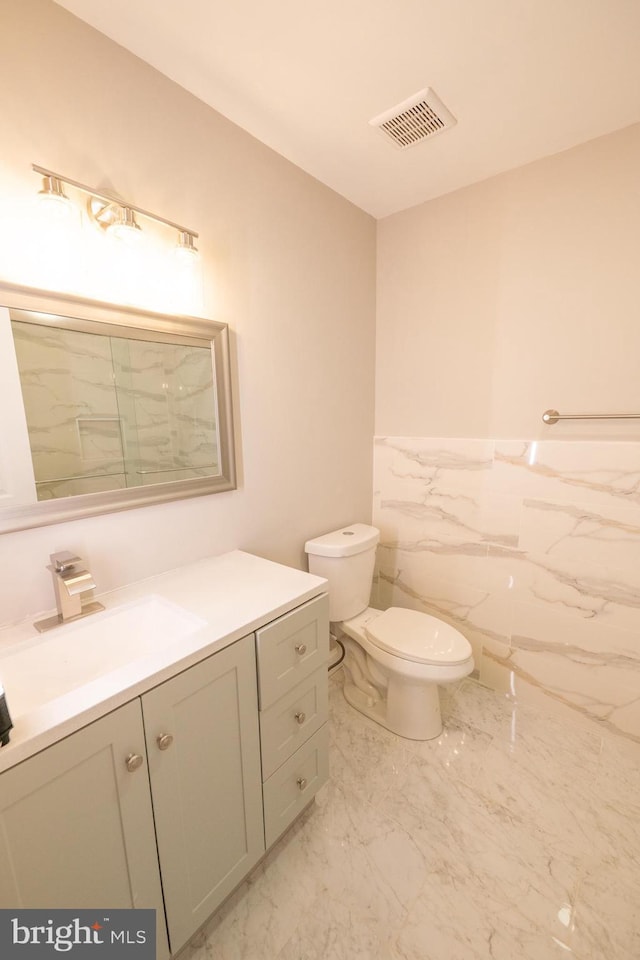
<box><xmin>0</xmin><ymin>578</ymin><xmax>329</xmax><ymax>957</ymax></box>
<box><xmin>0</xmin><ymin>699</ymin><xmax>170</xmax><ymax>958</ymax></box>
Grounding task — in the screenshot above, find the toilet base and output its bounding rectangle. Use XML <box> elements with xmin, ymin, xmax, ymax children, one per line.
<box><xmin>342</xmin><ymin>639</ymin><xmax>443</xmax><ymax>740</ymax></box>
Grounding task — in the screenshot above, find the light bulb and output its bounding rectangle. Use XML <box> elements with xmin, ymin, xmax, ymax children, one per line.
<box><xmin>37</xmin><ymin>176</ymin><xmax>74</xmax><ymax>222</ymax></box>
<box><xmin>107</xmin><ymin>207</ymin><xmax>143</xmax><ymax>246</ymax></box>
<box><xmin>174</xmin><ymin>231</ymin><xmax>199</xmax><ymax>267</ymax></box>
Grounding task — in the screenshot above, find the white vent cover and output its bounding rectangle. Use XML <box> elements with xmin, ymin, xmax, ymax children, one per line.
<box><xmin>369</xmin><ymin>88</ymin><xmax>456</xmax><ymax>149</ymax></box>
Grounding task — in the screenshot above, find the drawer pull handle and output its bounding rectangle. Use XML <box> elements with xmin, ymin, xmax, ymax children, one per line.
<box><xmin>126</xmin><ymin>753</ymin><xmax>144</xmax><ymax>773</ymax></box>
<box><xmin>295</xmin><ymin>711</ymin><xmax>306</xmax><ymax>725</ymax></box>
<box><xmin>157</xmin><ymin>733</ymin><xmax>174</xmax><ymax>751</ymax></box>
<box><xmin>295</xmin><ymin>643</ymin><xmax>307</xmax><ymax>656</ymax></box>
<box><xmin>296</xmin><ymin>777</ymin><xmax>308</xmax><ymax>791</ymax></box>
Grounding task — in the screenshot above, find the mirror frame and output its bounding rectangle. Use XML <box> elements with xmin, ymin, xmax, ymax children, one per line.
<box><xmin>0</xmin><ymin>281</ymin><xmax>236</xmax><ymax>533</ymax></box>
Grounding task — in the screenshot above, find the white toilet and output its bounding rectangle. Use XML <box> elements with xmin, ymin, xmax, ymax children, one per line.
<box><xmin>305</xmin><ymin>523</ymin><xmax>474</xmax><ymax>740</ymax></box>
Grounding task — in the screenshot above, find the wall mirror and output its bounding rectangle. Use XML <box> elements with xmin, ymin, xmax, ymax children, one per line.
<box><xmin>0</xmin><ymin>282</ymin><xmax>236</xmax><ymax>533</ymax></box>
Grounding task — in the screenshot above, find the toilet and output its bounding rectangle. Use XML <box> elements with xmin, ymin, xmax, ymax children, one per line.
<box><xmin>305</xmin><ymin>523</ymin><xmax>474</xmax><ymax>740</ymax></box>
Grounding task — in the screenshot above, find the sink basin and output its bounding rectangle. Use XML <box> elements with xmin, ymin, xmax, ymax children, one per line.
<box><xmin>0</xmin><ymin>596</ymin><xmax>207</xmax><ymax>717</ymax></box>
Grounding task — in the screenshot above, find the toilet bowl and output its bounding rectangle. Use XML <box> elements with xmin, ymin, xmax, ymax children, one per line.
<box><xmin>340</xmin><ymin>604</ymin><xmax>474</xmax><ymax>740</ymax></box>
<box><xmin>305</xmin><ymin>523</ymin><xmax>474</xmax><ymax>740</ymax></box>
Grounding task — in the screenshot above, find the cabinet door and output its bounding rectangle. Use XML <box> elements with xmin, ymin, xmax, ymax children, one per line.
<box><xmin>0</xmin><ymin>700</ymin><xmax>169</xmax><ymax>959</ymax></box>
<box><xmin>142</xmin><ymin>634</ymin><xmax>264</xmax><ymax>954</ymax></box>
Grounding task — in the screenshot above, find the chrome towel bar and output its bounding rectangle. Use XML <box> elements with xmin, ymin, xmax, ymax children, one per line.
<box><xmin>542</xmin><ymin>409</ymin><xmax>640</xmax><ymax>425</ymax></box>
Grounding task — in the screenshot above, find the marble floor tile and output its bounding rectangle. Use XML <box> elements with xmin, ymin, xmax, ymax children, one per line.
<box><xmin>183</xmin><ymin>671</ymin><xmax>640</xmax><ymax>960</ymax></box>
<box><xmin>399</xmin><ymin>712</ymin><xmax>494</xmax><ymax>779</ymax></box>
<box><xmin>388</xmin><ymin>869</ymin><xmax>581</xmax><ymax>960</ymax></box>
<box><xmin>328</xmin><ymin>675</ymin><xmax>410</xmax><ymax>805</ymax></box>
<box><xmin>571</xmin><ymin>842</ymin><xmax>640</xmax><ymax>960</ymax></box>
<box><xmin>596</xmin><ymin>731</ymin><xmax>640</xmax><ymax>817</ymax></box>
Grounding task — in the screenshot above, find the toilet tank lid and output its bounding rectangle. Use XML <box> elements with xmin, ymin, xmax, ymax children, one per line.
<box><xmin>304</xmin><ymin>523</ymin><xmax>380</xmax><ymax>558</ymax></box>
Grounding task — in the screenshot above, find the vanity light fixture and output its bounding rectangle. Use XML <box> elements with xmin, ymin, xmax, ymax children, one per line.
<box><xmin>107</xmin><ymin>206</ymin><xmax>143</xmax><ymax>245</ymax></box>
<box><xmin>37</xmin><ymin>174</ymin><xmax>74</xmax><ymax>220</ymax></box>
<box><xmin>32</xmin><ymin>163</ymin><xmax>199</xmax><ymax>255</ymax></box>
<box><xmin>174</xmin><ymin>230</ymin><xmax>199</xmax><ymax>265</ymax></box>
<box><xmin>176</xmin><ymin>230</ymin><xmax>198</xmax><ymax>256</ymax></box>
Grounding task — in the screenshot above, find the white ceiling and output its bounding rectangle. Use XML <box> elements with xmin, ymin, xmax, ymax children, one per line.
<box><xmin>53</xmin><ymin>0</ymin><xmax>640</xmax><ymax>218</ymax></box>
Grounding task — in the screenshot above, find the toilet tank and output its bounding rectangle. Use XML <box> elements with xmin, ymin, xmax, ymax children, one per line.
<box><xmin>304</xmin><ymin>523</ymin><xmax>380</xmax><ymax>622</ymax></box>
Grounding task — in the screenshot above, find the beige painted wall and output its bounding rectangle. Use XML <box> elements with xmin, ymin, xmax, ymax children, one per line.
<box><xmin>0</xmin><ymin>0</ymin><xmax>375</xmax><ymax>624</ymax></box>
<box><xmin>376</xmin><ymin>123</ymin><xmax>640</xmax><ymax>440</ymax></box>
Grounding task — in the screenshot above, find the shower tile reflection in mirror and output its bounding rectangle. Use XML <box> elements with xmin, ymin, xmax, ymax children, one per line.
<box><xmin>11</xmin><ymin>318</ymin><xmax>218</xmax><ymax>499</ymax></box>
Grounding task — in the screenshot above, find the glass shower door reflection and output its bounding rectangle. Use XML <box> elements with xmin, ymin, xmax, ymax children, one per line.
<box><xmin>11</xmin><ymin>319</ymin><xmax>220</xmax><ymax>501</ymax></box>
<box><xmin>110</xmin><ymin>336</ymin><xmax>219</xmax><ymax>487</ymax></box>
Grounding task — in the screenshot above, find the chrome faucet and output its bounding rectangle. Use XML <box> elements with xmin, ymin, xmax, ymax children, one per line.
<box><xmin>35</xmin><ymin>551</ymin><xmax>105</xmax><ymax>633</ymax></box>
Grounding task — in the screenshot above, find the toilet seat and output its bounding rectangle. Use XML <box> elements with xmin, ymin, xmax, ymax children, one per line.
<box><xmin>364</xmin><ymin>607</ymin><xmax>472</xmax><ymax>666</ymax></box>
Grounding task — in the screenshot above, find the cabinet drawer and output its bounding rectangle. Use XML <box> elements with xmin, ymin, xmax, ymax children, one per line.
<box><xmin>256</xmin><ymin>594</ymin><xmax>329</xmax><ymax>708</ymax></box>
<box><xmin>263</xmin><ymin>723</ymin><xmax>329</xmax><ymax>849</ymax></box>
<box><xmin>260</xmin><ymin>666</ymin><xmax>328</xmax><ymax>780</ymax></box>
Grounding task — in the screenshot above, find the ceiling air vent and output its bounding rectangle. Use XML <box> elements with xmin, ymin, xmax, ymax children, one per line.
<box><xmin>369</xmin><ymin>88</ymin><xmax>456</xmax><ymax>149</ymax></box>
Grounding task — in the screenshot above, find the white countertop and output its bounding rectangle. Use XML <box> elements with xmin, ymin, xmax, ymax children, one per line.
<box><xmin>0</xmin><ymin>551</ymin><xmax>327</xmax><ymax>773</ymax></box>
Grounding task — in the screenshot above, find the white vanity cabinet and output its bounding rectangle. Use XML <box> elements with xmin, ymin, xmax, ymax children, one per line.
<box><xmin>0</xmin><ymin>553</ymin><xmax>330</xmax><ymax>958</ymax></box>
<box><xmin>0</xmin><ymin>699</ymin><xmax>170</xmax><ymax>958</ymax></box>
<box><xmin>142</xmin><ymin>633</ymin><xmax>264</xmax><ymax>953</ymax></box>
<box><xmin>256</xmin><ymin>594</ymin><xmax>330</xmax><ymax>848</ymax></box>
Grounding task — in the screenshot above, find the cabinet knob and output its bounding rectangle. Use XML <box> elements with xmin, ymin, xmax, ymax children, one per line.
<box><xmin>294</xmin><ymin>711</ymin><xmax>306</xmax><ymax>725</ymax></box>
<box><xmin>157</xmin><ymin>733</ymin><xmax>174</xmax><ymax>751</ymax></box>
<box><xmin>296</xmin><ymin>777</ymin><xmax>308</xmax><ymax>791</ymax></box>
<box><xmin>295</xmin><ymin>643</ymin><xmax>307</xmax><ymax>656</ymax></box>
<box><xmin>126</xmin><ymin>753</ymin><xmax>144</xmax><ymax>773</ymax></box>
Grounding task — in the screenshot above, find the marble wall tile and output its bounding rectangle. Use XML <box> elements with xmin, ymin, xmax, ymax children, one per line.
<box><xmin>511</xmin><ymin>599</ymin><xmax>640</xmax><ymax>667</ymax></box>
<box><xmin>486</xmin><ymin>544</ymin><xmax>640</xmax><ymax>633</ymax></box>
<box><xmin>481</xmin><ymin>622</ymin><xmax>640</xmax><ymax>742</ymax></box>
<box><xmin>374</xmin><ymin>437</ymin><xmax>519</xmax><ymax>548</ymax></box>
<box><xmin>376</xmin><ymin>539</ymin><xmax>489</xmax><ymax>594</ymax></box>
<box><xmin>493</xmin><ymin>440</ymin><xmax>640</xmax><ymax>509</ymax></box>
<box><xmin>373</xmin><ymin>435</ymin><xmax>640</xmax><ymax>741</ymax></box>
<box><xmin>375</xmin><ymin>436</ymin><xmax>495</xmax><ymax>490</ymax></box>
<box><xmin>519</xmin><ymin>497</ymin><xmax>640</xmax><ymax>578</ymax></box>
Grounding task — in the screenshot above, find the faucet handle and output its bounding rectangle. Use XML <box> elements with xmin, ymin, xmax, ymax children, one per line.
<box><xmin>50</xmin><ymin>551</ymin><xmax>82</xmax><ymax>573</ymax></box>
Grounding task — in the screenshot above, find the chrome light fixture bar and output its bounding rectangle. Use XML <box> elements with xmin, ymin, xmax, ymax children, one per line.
<box><xmin>32</xmin><ymin>163</ymin><xmax>198</xmax><ymax>251</ymax></box>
